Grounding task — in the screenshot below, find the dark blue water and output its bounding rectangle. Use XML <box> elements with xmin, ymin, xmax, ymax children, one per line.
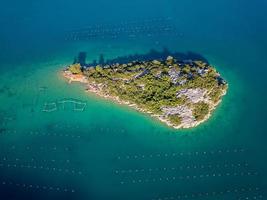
<box><xmin>0</xmin><ymin>0</ymin><xmax>267</xmax><ymax>199</ymax></box>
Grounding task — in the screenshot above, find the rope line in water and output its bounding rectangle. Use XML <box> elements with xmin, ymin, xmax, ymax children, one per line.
<box><xmin>152</xmin><ymin>187</ymin><xmax>262</xmax><ymax>200</ymax></box>
<box><xmin>119</xmin><ymin>171</ymin><xmax>259</xmax><ymax>185</ymax></box>
<box><xmin>64</xmin><ymin>17</ymin><xmax>181</xmax><ymax>41</ymax></box>
<box><xmin>1</xmin><ymin>180</ymin><xmax>75</xmax><ymax>193</ymax></box>
<box><xmin>116</xmin><ymin>149</ymin><xmax>245</xmax><ymax>160</ymax></box>
<box><xmin>1</xmin><ymin>157</ymin><xmax>71</xmax><ymax>164</ymax></box>
<box><xmin>0</xmin><ymin>162</ymin><xmax>83</xmax><ymax>176</ymax></box>
<box><xmin>114</xmin><ymin>162</ymin><xmax>249</xmax><ymax>174</ymax></box>
<box><xmin>0</xmin><ymin>157</ymin><xmax>83</xmax><ymax>175</ymax></box>
<box><xmin>0</xmin><ymin>130</ymin><xmax>82</xmax><ymax>139</ymax></box>
<box><xmin>2</xmin><ymin>145</ymin><xmax>72</xmax><ymax>152</ymax></box>
<box><xmin>29</xmin><ymin>131</ymin><xmax>82</xmax><ymax>139</ymax></box>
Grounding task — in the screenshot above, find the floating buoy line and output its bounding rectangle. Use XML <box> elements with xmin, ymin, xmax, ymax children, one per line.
<box><xmin>1</xmin><ymin>180</ymin><xmax>76</xmax><ymax>193</ymax></box>
<box><xmin>0</xmin><ymin>156</ymin><xmax>83</xmax><ymax>176</ymax></box>
<box><xmin>1</xmin><ymin>145</ymin><xmax>72</xmax><ymax>152</ymax></box>
<box><xmin>116</xmin><ymin>148</ymin><xmax>245</xmax><ymax>160</ymax></box>
<box><xmin>152</xmin><ymin>187</ymin><xmax>262</xmax><ymax>200</ymax></box>
<box><xmin>64</xmin><ymin>17</ymin><xmax>181</xmax><ymax>41</ymax></box>
<box><xmin>119</xmin><ymin>171</ymin><xmax>259</xmax><ymax>185</ymax></box>
<box><xmin>0</xmin><ymin>157</ymin><xmax>71</xmax><ymax>164</ymax></box>
<box><xmin>114</xmin><ymin>162</ymin><xmax>249</xmax><ymax>175</ymax></box>
<box><xmin>0</xmin><ymin>162</ymin><xmax>83</xmax><ymax>176</ymax></box>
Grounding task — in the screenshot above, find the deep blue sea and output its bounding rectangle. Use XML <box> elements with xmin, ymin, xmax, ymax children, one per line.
<box><xmin>0</xmin><ymin>0</ymin><xmax>267</xmax><ymax>199</ymax></box>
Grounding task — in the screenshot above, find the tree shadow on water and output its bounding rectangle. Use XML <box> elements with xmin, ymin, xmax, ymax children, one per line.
<box><xmin>74</xmin><ymin>48</ymin><xmax>209</xmax><ymax>67</ymax></box>
<box><xmin>96</xmin><ymin>48</ymin><xmax>209</xmax><ymax>66</ymax></box>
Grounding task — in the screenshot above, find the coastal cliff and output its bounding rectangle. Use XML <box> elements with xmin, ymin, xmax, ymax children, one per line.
<box><xmin>63</xmin><ymin>56</ymin><xmax>228</xmax><ymax>129</ymax></box>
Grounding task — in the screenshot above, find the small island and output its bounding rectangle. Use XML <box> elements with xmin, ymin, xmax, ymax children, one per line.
<box><xmin>63</xmin><ymin>54</ymin><xmax>228</xmax><ymax>129</ymax></box>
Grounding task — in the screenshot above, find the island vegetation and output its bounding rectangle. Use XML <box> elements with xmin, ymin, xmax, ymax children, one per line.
<box><xmin>63</xmin><ymin>54</ymin><xmax>227</xmax><ymax>129</ymax></box>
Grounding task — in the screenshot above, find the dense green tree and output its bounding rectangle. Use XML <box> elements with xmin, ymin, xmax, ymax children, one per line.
<box><xmin>168</xmin><ymin>115</ymin><xmax>182</xmax><ymax>126</ymax></box>
<box><xmin>69</xmin><ymin>63</ymin><xmax>82</xmax><ymax>74</ymax></box>
<box><xmin>193</xmin><ymin>102</ymin><xmax>209</xmax><ymax>121</ymax></box>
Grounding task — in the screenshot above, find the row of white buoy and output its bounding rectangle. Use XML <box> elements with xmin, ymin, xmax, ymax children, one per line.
<box><xmin>47</xmin><ymin>125</ymin><xmax>126</xmax><ymax>133</ymax></box>
<box><xmin>0</xmin><ymin>127</ymin><xmax>127</xmax><ymax>136</ymax></box>
<box><xmin>1</xmin><ymin>180</ymin><xmax>75</xmax><ymax>193</ymax></box>
<box><xmin>120</xmin><ymin>171</ymin><xmax>258</xmax><ymax>184</ymax></box>
<box><xmin>0</xmin><ymin>129</ymin><xmax>83</xmax><ymax>139</ymax></box>
<box><xmin>1</xmin><ymin>157</ymin><xmax>71</xmax><ymax>164</ymax></box>
<box><xmin>70</xmin><ymin>21</ymin><xmax>174</xmax><ymax>31</ymax></box>
<box><xmin>66</xmin><ymin>24</ymin><xmax>177</xmax><ymax>41</ymax></box>
<box><xmin>152</xmin><ymin>187</ymin><xmax>261</xmax><ymax>200</ymax></box>
<box><xmin>66</xmin><ymin>31</ymin><xmax>177</xmax><ymax>41</ymax></box>
<box><xmin>0</xmin><ymin>129</ymin><xmax>16</xmax><ymax>134</ymax></box>
<box><xmin>70</xmin><ymin>26</ymin><xmax>175</xmax><ymax>34</ymax></box>
<box><xmin>116</xmin><ymin>149</ymin><xmax>245</xmax><ymax>160</ymax></box>
<box><xmin>53</xmin><ymin>124</ymin><xmax>81</xmax><ymax>128</ymax></box>
<box><xmin>66</xmin><ymin>34</ymin><xmax>175</xmax><ymax>41</ymax></box>
<box><xmin>70</xmin><ymin>27</ymin><xmax>173</xmax><ymax>34</ymax></box>
<box><xmin>69</xmin><ymin>25</ymin><xmax>175</xmax><ymax>35</ymax></box>
<box><xmin>2</xmin><ymin>116</ymin><xmax>14</xmax><ymax>121</ymax></box>
<box><xmin>238</xmin><ymin>195</ymin><xmax>263</xmax><ymax>200</ymax></box>
<box><xmin>116</xmin><ymin>18</ymin><xmax>172</xmax><ymax>26</ymax></box>
<box><xmin>97</xmin><ymin>127</ymin><xmax>125</xmax><ymax>133</ymax></box>
<box><xmin>69</xmin><ymin>17</ymin><xmax>173</xmax><ymax>32</ymax></box>
<box><xmin>114</xmin><ymin>163</ymin><xmax>249</xmax><ymax>174</ymax></box>
<box><xmin>4</xmin><ymin>145</ymin><xmax>71</xmax><ymax>152</ymax></box>
<box><xmin>29</xmin><ymin>131</ymin><xmax>82</xmax><ymax>139</ymax></box>
<box><xmin>0</xmin><ymin>162</ymin><xmax>83</xmax><ymax>175</ymax></box>
<box><xmin>0</xmin><ymin>116</ymin><xmax>14</xmax><ymax>126</ymax></box>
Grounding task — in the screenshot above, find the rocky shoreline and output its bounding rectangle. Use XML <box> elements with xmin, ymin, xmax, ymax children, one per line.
<box><xmin>62</xmin><ymin>70</ymin><xmax>227</xmax><ymax>129</ymax></box>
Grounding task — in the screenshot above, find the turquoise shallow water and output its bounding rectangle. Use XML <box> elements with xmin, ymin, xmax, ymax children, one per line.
<box><xmin>0</xmin><ymin>0</ymin><xmax>267</xmax><ymax>199</ymax></box>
